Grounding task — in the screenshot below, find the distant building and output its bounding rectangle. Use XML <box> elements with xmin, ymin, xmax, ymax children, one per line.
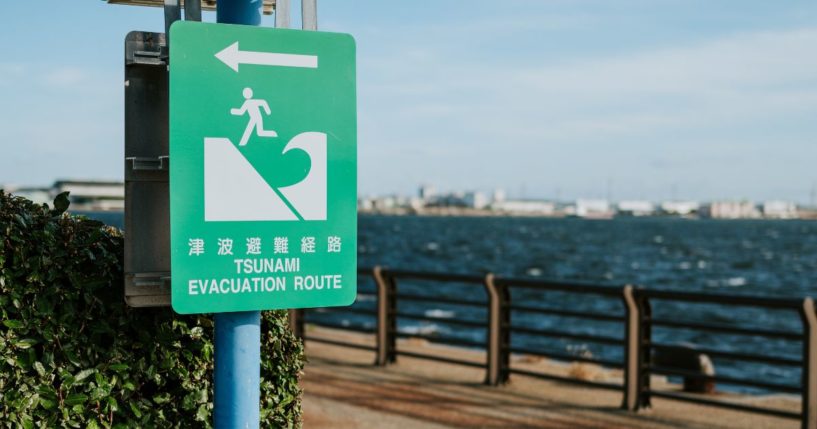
<box><xmin>762</xmin><ymin>201</ymin><xmax>798</xmax><ymax>219</ymax></box>
<box><xmin>491</xmin><ymin>200</ymin><xmax>556</xmax><ymax>216</ymax></box>
<box><xmin>408</xmin><ymin>197</ymin><xmax>425</xmax><ymax>211</ymax></box>
<box><xmin>617</xmin><ymin>200</ymin><xmax>655</xmax><ymax>217</ymax></box>
<box><xmin>6</xmin><ymin>186</ymin><xmax>52</xmax><ymax>205</ymax></box>
<box><xmin>703</xmin><ymin>201</ymin><xmax>761</xmax><ymax>219</ymax></box>
<box><xmin>492</xmin><ymin>189</ymin><xmax>506</xmax><ymax>204</ymax></box>
<box><xmin>52</xmin><ymin>180</ymin><xmax>124</xmax><ymax>211</ymax></box>
<box><xmin>463</xmin><ymin>191</ymin><xmax>488</xmax><ymax>209</ymax></box>
<box><xmin>575</xmin><ymin>199</ymin><xmax>612</xmax><ymax>218</ymax></box>
<box><xmin>368</xmin><ymin>196</ymin><xmax>394</xmax><ymax>210</ymax></box>
<box><xmin>419</xmin><ymin>184</ymin><xmax>436</xmax><ymax>201</ymax></box>
<box><xmin>358</xmin><ymin>197</ymin><xmax>374</xmax><ymax>211</ymax></box>
<box><xmin>661</xmin><ymin>201</ymin><xmax>700</xmax><ymax>216</ymax></box>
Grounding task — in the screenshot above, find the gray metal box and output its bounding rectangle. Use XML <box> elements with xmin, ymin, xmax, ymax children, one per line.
<box><xmin>124</xmin><ymin>31</ymin><xmax>171</xmax><ymax>307</ymax></box>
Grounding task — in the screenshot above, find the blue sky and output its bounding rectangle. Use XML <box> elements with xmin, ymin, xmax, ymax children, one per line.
<box><xmin>1</xmin><ymin>1</ymin><xmax>815</xmax><ymax>203</ymax></box>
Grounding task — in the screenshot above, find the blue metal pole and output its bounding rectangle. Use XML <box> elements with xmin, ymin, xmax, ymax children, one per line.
<box><xmin>213</xmin><ymin>3</ymin><xmax>263</xmax><ymax>428</ymax></box>
<box><xmin>214</xmin><ymin>311</ymin><xmax>261</xmax><ymax>428</ymax></box>
<box><xmin>216</xmin><ymin>0</ymin><xmax>262</xmax><ymax>26</ymax></box>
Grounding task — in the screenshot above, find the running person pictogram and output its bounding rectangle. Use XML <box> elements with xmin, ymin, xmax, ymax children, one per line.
<box><xmin>231</xmin><ymin>87</ymin><xmax>278</xmax><ymax>146</ymax></box>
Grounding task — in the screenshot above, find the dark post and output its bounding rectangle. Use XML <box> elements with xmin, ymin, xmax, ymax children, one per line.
<box><xmin>498</xmin><ymin>279</ymin><xmax>511</xmax><ymax>384</ymax></box>
<box><xmin>484</xmin><ymin>273</ymin><xmax>510</xmax><ymax>385</ymax></box>
<box><xmin>800</xmin><ymin>298</ymin><xmax>817</xmax><ymax>429</ymax></box>
<box><xmin>622</xmin><ymin>285</ymin><xmax>640</xmax><ymax>410</ymax></box>
<box><xmin>373</xmin><ymin>266</ymin><xmax>397</xmax><ymax>365</ymax></box>
<box><xmin>622</xmin><ymin>285</ymin><xmax>650</xmax><ymax>410</ymax></box>
<box><xmin>638</xmin><ymin>290</ymin><xmax>653</xmax><ymax>409</ymax></box>
<box><xmin>163</xmin><ymin>0</ymin><xmax>181</xmax><ymax>42</ymax></box>
<box><xmin>288</xmin><ymin>309</ymin><xmax>305</xmax><ymax>340</ymax></box>
<box><xmin>184</xmin><ymin>0</ymin><xmax>202</xmax><ymax>21</ymax></box>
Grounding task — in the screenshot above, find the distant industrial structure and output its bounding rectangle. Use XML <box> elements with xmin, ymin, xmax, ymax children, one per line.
<box><xmin>3</xmin><ymin>180</ymin><xmax>124</xmax><ymax>211</ymax></box>
<box><xmin>358</xmin><ymin>185</ymin><xmax>812</xmax><ymax>220</ymax></box>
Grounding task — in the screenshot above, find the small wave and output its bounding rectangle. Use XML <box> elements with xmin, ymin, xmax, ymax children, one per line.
<box><xmin>763</xmin><ymin>251</ymin><xmax>775</xmax><ymax>260</ymax></box>
<box><xmin>706</xmin><ymin>277</ymin><xmax>747</xmax><ymax>288</ymax></box>
<box><xmin>526</xmin><ymin>267</ymin><xmax>543</xmax><ymax>277</ymax></box>
<box><xmin>399</xmin><ymin>324</ymin><xmax>440</xmax><ymax>336</ymax></box>
<box><xmin>425</xmin><ymin>309</ymin><xmax>456</xmax><ymax>319</ymax></box>
<box><xmin>566</xmin><ymin>344</ymin><xmax>594</xmax><ymax>359</ymax></box>
<box><xmin>653</xmin><ymin>235</ymin><xmax>664</xmax><ymax>244</ymax></box>
<box><xmin>678</xmin><ymin>262</ymin><xmax>692</xmax><ymax>270</ymax></box>
<box><xmin>425</xmin><ymin>242</ymin><xmax>440</xmax><ymax>251</ymax></box>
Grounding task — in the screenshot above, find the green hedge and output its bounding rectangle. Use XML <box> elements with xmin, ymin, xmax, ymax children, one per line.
<box><xmin>0</xmin><ymin>191</ymin><xmax>304</xmax><ymax>428</ymax></box>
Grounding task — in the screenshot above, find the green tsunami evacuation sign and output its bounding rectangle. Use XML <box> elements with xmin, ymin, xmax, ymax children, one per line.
<box><xmin>169</xmin><ymin>21</ymin><xmax>357</xmax><ymax>314</ymax></box>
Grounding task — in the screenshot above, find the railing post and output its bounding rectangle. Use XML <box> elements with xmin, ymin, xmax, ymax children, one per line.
<box><xmin>498</xmin><ymin>279</ymin><xmax>511</xmax><ymax>384</ymax></box>
<box><xmin>484</xmin><ymin>273</ymin><xmax>510</xmax><ymax>385</ymax></box>
<box><xmin>622</xmin><ymin>285</ymin><xmax>651</xmax><ymax>410</ymax></box>
<box><xmin>622</xmin><ymin>285</ymin><xmax>639</xmax><ymax>410</ymax></box>
<box><xmin>800</xmin><ymin>298</ymin><xmax>817</xmax><ymax>429</ymax></box>
<box><xmin>373</xmin><ymin>266</ymin><xmax>397</xmax><ymax>366</ymax></box>
<box><xmin>638</xmin><ymin>289</ymin><xmax>652</xmax><ymax>409</ymax></box>
<box><xmin>287</xmin><ymin>309</ymin><xmax>304</xmax><ymax>340</ymax></box>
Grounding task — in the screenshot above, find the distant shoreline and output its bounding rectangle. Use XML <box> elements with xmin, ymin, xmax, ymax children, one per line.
<box><xmin>69</xmin><ymin>208</ymin><xmax>817</xmax><ymax>223</ymax></box>
<box><xmin>360</xmin><ymin>207</ymin><xmax>817</xmax><ymax>220</ymax></box>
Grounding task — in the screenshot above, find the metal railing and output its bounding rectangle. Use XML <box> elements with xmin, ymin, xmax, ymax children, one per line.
<box><xmin>289</xmin><ymin>266</ymin><xmax>817</xmax><ymax>429</ymax></box>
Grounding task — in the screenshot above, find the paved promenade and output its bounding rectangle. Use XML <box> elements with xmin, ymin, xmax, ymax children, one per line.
<box><xmin>301</xmin><ymin>327</ymin><xmax>799</xmax><ymax>429</ymax></box>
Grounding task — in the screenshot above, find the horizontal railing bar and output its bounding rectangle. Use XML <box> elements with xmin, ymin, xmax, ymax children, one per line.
<box><xmin>394</xmin><ymin>293</ymin><xmax>486</xmax><ymax>308</ymax></box>
<box><xmin>648</xmin><ymin>390</ymin><xmax>801</xmax><ymax>420</ymax></box>
<box><xmin>647</xmin><ymin>366</ymin><xmax>801</xmax><ymax>394</ymax></box>
<box><xmin>303</xmin><ymin>336</ymin><xmax>377</xmax><ymax>351</ymax></box>
<box><xmin>640</xmin><ymin>289</ymin><xmax>803</xmax><ymax>309</ymax></box>
<box><xmin>510</xmin><ymin>326</ymin><xmax>623</xmax><ymax>346</ymax></box>
<box><xmin>396</xmin><ymin>312</ymin><xmax>486</xmax><ymax>329</ymax></box>
<box><xmin>649</xmin><ymin>318</ymin><xmax>802</xmax><ymax>340</ymax></box>
<box><xmin>310</xmin><ymin>307</ymin><xmax>377</xmax><ymax>317</ymax></box>
<box><xmin>305</xmin><ymin>321</ymin><xmax>376</xmax><ymax>335</ymax></box>
<box><xmin>510</xmin><ymin>368</ymin><xmax>623</xmax><ymax>391</ymax></box>
<box><xmin>394</xmin><ymin>332</ymin><xmax>486</xmax><ymax>349</ymax></box>
<box><xmin>385</xmin><ymin>269</ymin><xmax>486</xmax><ymax>284</ymax></box>
<box><xmin>371</xmin><ymin>267</ymin><xmax>805</xmax><ymax>308</ymax></box>
<box><xmin>509</xmin><ymin>346</ymin><xmax>623</xmax><ymax>368</ymax></box>
<box><xmin>509</xmin><ymin>304</ymin><xmax>625</xmax><ymax>322</ymax></box>
<box><xmin>355</xmin><ymin>292</ymin><xmax>377</xmax><ymax>297</ymax></box>
<box><xmin>396</xmin><ymin>350</ymin><xmax>487</xmax><ymax>368</ymax></box>
<box><xmin>651</xmin><ymin>343</ymin><xmax>802</xmax><ymax>366</ymax></box>
<box><xmin>497</xmin><ymin>277</ymin><xmax>623</xmax><ymax>296</ymax></box>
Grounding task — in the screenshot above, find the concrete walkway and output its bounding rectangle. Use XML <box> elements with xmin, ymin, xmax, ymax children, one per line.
<box><xmin>301</xmin><ymin>327</ymin><xmax>800</xmax><ymax>429</ymax></box>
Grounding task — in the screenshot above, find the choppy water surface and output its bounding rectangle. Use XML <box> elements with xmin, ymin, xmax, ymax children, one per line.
<box><xmin>344</xmin><ymin>216</ymin><xmax>817</xmax><ymax>393</ymax></box>
<box><xmin>87</xmin><ymin>210</ymin><xmax>817</xmax><ymax>393</ymax></box>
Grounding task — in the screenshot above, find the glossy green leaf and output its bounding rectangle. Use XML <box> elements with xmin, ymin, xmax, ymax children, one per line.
<box><xmin>0</xmin><ymin>190</ymin><xmax>303</xmax><ymax>426</ymax></box>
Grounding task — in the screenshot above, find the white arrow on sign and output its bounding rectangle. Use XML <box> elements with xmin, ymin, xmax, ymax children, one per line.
<box><xmin>215</xmin><ymin>42</ymin><xmax>318</xmax><ymax>72</ymax></box>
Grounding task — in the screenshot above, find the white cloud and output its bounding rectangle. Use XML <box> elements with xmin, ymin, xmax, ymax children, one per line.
<box><xmin>523</xmin><ymin>28</ymin><xmax>817</xmax><ymax>91</ymax></box>
<box><xmin>355</xmin><ymin>24</ymin><xmax>817</xmax><ymax>199</ymax></box>
<box><xmin>361</xmin><ymin>26</ymin><xmax>817</xmax><ymax>145</ymax></box>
